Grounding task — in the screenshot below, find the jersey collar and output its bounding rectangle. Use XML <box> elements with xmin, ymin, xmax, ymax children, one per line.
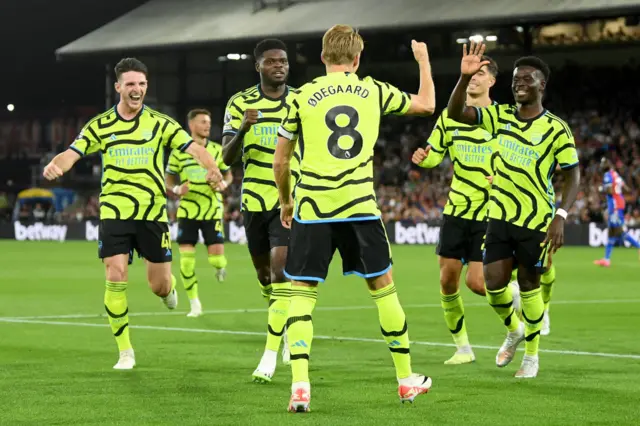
<box><xmin>114</xmin><ymin>104</ymin><xmax>145</xmax><ymax>122</ymax></box>
<box><xmin>257</xmin><ymin>84</ymin><xmax>289</xmax><ymax>101</ymax></box>
<box><xmin>514</xmin><ymin>108</ymin><xmax>547</xmax><ymax>123</ymax></box>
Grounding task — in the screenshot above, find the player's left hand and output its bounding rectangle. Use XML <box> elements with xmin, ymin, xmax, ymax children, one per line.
<box><xmin>280</xmin><ymin>200</ymin><xmax>294</xmax><ymax>229</ymax></box>
<box><xmin>485</xmin><ymin>175</ymin><xmax>494</xmax><ymax>185</ymax></box>
<box><xmin>411</xmin><ymin>40</ymin><xmax>429</xmax><ymax>63</ymax></box>
<box><xmin>542</xmin><ymin>215</ymin><xmax>565</xmax><ymax>267</ymax></box>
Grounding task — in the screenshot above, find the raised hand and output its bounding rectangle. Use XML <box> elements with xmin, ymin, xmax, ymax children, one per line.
<box><xmin>240</xmin><ymin>109</ymin><xmax>259</xmax><ymax>132</ymax></box>
<box><xmin>43</xmin><ymin>162</ymin><xmax>63</xmax><ymax>181</ymax></box>
<box><xmin>461</xmin><ymin>41</ymin><xmax>490</xmax><ymax>77</ymax></box>
<box><xmin>412</xmin><ymin>146</ymin><xmax>432</xmax><ymax>166</ymax></box>
<box><xmin>411</xmin><ymin>40</ymin><xmax>429</xmax><ymax>63</ymax></box>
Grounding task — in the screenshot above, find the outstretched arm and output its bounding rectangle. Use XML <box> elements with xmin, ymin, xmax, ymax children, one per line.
<box><xmin>447</xmin><ymin>42</ymin><xmax>490</xmax><ymax>125</ymax></box>
<box><xmin>405</xmin><ymin>40</ymin><xmax>435</xmax><ymax>116</ymax></box>
<box><xmin>43</xmin><ymin>149</ymin><xmax>82</xmax><ymax>180</ymax></box>
<box><xmin>185</xmin><ymin>143</ymin><xmax>222</xmax><ymax>183</ymax></box>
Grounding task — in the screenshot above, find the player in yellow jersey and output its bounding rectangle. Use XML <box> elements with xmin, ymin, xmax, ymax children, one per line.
<box><xmin>166</xmin><ymin>109</ymin><xmax>233</xmax><ymax>317</ymax></box>
<box><xmin>43</xmin><ymin>58</ymin><xmax>222</xmax><ymax>370</ymax></box>
<box><xmin>447</xmin><ymin>42</ymin><xmax>580</xmax><ymax>378</ymax></box>
<box><xmin>221</xmin><ymin>39</ymin><xmax>298</xmax><ymax>383</ymax></box>
<box><xmin>411</xmin><ymin>56</ymin><xmax>522</xmax><ymax>365</ymax></box>
<box><xmin>274</xmin><ymin>25</ymin><xmax>435</xmax><ymax>412</ymax></box>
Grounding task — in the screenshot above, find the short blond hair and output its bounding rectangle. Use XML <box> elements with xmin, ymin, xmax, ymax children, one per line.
<box><xmin>322</xmin><ymin>25</ymin><xmax>364</xmax><ymax>65</ymax></box>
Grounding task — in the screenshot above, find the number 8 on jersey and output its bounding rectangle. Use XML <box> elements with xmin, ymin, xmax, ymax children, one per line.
<box><xmin>279</xmin><ymin>73</ymin><xmax>410</xmax><ymax>222</ymax></box>
<box><xmin>326</xmin><ymin>105</ymin><xmax>363</xmax><ymax>160</ymax></box>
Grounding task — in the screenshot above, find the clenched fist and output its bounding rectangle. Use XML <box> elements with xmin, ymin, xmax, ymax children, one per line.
<box><xmin>411</xmin><ymin>40</ymin><xmax>429</xmax><ymax>63</ymax></box>
<box><xmin>240</xmin><ymin>109</ymin><xmax>259</xmax><ymax>133</ymax></box>
<box><xmin>412</xmin><ymin>146</ymin><xmax>432</xmax><ymax>166</ymax></box>
<box><xmin>43</xmin><ymin>162</ymin><xmax>63</xmax><ymax>181</ymax></box>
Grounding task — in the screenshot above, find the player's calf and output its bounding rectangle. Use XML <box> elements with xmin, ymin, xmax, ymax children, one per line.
<box><xmin>147</xmin><ymin>262</ymin><xmax>178</xmax><ymax>309</ymax></box>
<box><xmin>464</xmin><ymin>265</ymin><xmax>486</xmax><ymax>296</ymax></box>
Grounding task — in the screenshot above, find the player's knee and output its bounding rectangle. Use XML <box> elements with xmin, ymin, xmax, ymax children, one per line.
<box><xmin>366</xmin><ymin>270</ymin><xmax>393</xmax><ymax>291</ymax></box>
<box><xmin>105</xmin><ymin>259</ymin><xmax>128</xmax><ymax>282</ymax></box>
<box><xmin>483</xmin><ymin>265</ymin><xmax>510</xmax><ymax>291</ymax></box>
<box><xmin>270</xmin><ymin>266</ymin><xmax>287</xmax><ymax>284</ymax></box>
<box><xmin>439</xmin><ymin>265</ymin><xmax>460</xmax><ymax>295</ymax></box>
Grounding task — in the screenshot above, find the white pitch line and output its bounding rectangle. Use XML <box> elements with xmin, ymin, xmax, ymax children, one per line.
<box><xmin>0</xmin><ymin>317</ymin><xmax>639</xmax><ymax>360</ymax></box>
<box><xmin>2</xmin><ymin>298</ymin><xmax>640</xmax><ymax>321</ymax></box>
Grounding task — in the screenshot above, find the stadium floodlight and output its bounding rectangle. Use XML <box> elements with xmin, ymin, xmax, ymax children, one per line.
<box><xmin>6</xmin><ymin>104</ymin><xmax>14</xmax><ymax>112</ymax></box>
<box><xmin>227</xmin><ymin>53</ymin><xmax>241</xmax><ymax>60</ymax></box>
<box><xmin>516</xmin><ymin>26</ymin><xmax>524</xmax><ymax>33</ymax></box>
<box><xmin>486</xmin><ymin>35</ymin><xmax>498</xmax><ymax>42</ymax></box>
<box><xmin>456</xmin><ymin>38</ymin><xmax>468</xmax><ymax>44</ymax></box>
<box><xmin>240</xmin><ymin>54</ymin><xmax>249</xmax><ymax>60</ymax></box>
<box><xmin>469</xmin><ymin>34</ymin><xmax>484</xmax><ymax>43</ymax></box>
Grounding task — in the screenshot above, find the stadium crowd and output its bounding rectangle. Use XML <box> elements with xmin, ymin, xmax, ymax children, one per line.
<box><xmin>1</xmin><ymin>64</ymin><xmax>639</xmax><ymax>226</ymax></box>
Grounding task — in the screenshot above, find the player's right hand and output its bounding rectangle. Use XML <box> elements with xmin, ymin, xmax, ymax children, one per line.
<box><xmin>43</xmin><ymin>162</ymin><xmax>63</xmax><ymax>180</ymax></box>
<box><xmin>240</xmin><ymin>109</ymin><xmax>259</xmax><ymax>132</ymax></box>
<box><xmin>461</xmin><ymin>41</ymin><xmax>490</xmax><ymax>77</ymax></box>
<box><xmin>411</xmin><ymin>146</ymin><xmax>431</xmax><ymax>166</ymax></box>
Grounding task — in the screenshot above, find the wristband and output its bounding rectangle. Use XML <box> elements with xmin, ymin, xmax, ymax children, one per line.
<box><xmin>556</xmin><ymin>208</ymin><xmax>568</xmax><ymax>220</ymax></box>
<box><xmin>172</xmin><ymin>185</ymin><xmax>181</xmax><ymax>195</ymax></box>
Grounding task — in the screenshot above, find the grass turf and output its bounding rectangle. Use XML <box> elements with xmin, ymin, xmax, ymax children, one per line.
<box><xmin>1</xmin><ymin>241</ymin><xmax>639</xmax><ymax>425</ymax></box>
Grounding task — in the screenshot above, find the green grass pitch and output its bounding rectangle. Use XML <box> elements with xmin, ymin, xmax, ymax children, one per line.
<box><xmin>1</xmin><ymin>241</ymin><xmax>639</xmax><ymax>425</ymax></box>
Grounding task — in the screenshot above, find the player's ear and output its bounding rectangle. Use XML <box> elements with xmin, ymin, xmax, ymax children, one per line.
<box><xmin>320</xmin><ymin>52</ymin><xmax>326</xmax><ymax>65</ymax></box>
<box><xmin>114</xmin><ymin>81</ymin><xmax>121</xmax><ymax>94</ymax></box>
<box><xmin>488</xmin><ymin>75</ymin><xmax>496</xmax><ymax>88</ymax></box>
<box><xmin>353</xmin><ymin>54</ymin><xmax>361</xmax><ymax>71</ymax></box>
<box><xmin>539</xmin><ymin>79</ymin><xmax>546</xmax><ymax>91</ymax></box>
<box><xmin>255</xmin><ymin>59</ymin><xmax>261</xmax><ymax>73</ymax></box>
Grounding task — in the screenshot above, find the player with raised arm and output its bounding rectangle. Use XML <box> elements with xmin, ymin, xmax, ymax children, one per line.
<box><xmin>412</xmin><ymin>56</ymin><xmax>521</xmax><ymax>364</ymax></box>
<box><xmin>446</xmin><ymin>42</ymin><xmax>580</xmax><ymax>378</ymax></box>
<box><xmin>42</xmin><ymin>58</ymin><xmax>222</xmax><ymax>370</ymax></box>
<box><xmin>274</xmin><ymin>25</ymin><xmax>435</xmax><ymax>412</ymax></box>
<box><xmin>221</xmin><ymin>39</ymin><xmax>299</xmax><ymax>383</ymax></box>
<box><xmin>166</xmin><ymin>109</ymin><xmax>233</xmax><ymax>317</ymax></box>
<box><xmin>594</xmin><ymin>156</ymin><xmax>640</xmax><ymax>266</ymax></box>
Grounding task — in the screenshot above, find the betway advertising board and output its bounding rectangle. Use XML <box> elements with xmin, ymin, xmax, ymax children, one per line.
<box><xmin>1</xmin><ymin>220</ymin><xmax>638</xmax><ymax>247</ymax></box>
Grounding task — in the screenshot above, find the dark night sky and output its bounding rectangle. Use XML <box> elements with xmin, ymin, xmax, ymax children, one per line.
<box><xmin>0</xmin><ymin>0</ymin><xmax>149</xmax><ymax>112</ymax></box>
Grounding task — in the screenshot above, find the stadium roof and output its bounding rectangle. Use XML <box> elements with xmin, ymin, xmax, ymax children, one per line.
<box><xmin>56</xmin><ymin>0</ymin><xmax>640</xmax><ymax>58</ymax></box>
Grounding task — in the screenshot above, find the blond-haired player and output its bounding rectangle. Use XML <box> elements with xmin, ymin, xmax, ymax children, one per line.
<box><xmin>274</xmin><ymin>25</ymin><xmax>436</xmax><ymax>412</ymax></box>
